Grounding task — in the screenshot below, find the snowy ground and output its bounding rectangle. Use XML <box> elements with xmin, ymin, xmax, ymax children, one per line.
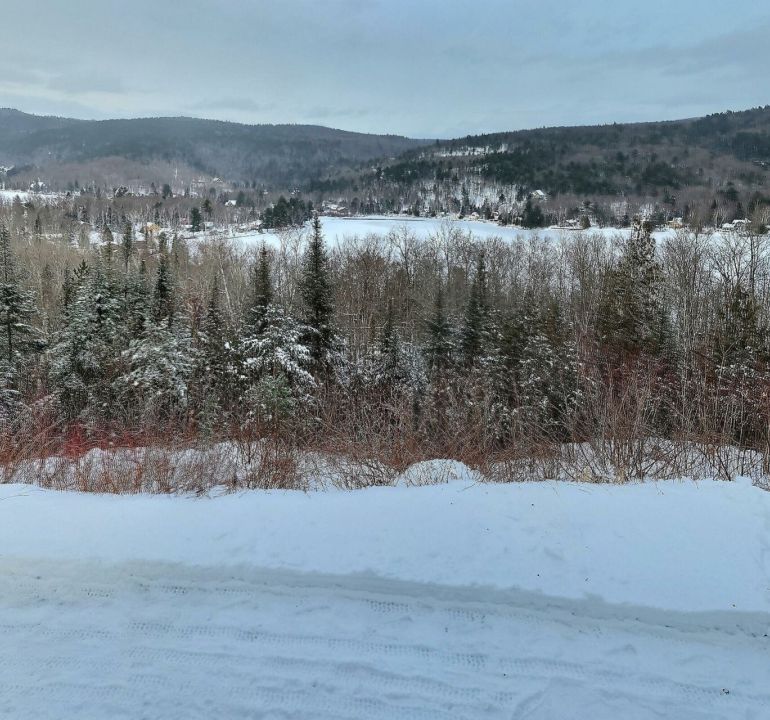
<box><xmin>1</xmin><ymin>477</ymin><xmax>769</xmax><ymax>718</ymax></box>
<box><xmin>0</xmin><ymin>188</ymin><xmax>62</xmax><ymax>205</ymax></box>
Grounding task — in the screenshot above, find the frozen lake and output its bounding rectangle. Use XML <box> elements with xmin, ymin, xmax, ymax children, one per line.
<box><xmin>202</xmin><ymin>215</ymin><xmax>667</xmax><ymax>249</ymax></box>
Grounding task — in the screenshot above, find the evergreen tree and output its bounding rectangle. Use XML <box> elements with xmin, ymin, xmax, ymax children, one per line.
<box><xmin>299</xmin><ymin>215</ymin><xmax>335</xmax><ymax>372</ymax></box>
<box><xmin>369</xmin><ymin>298</ymin><xmax>425</xmax><ymax>396</ymax></box>
<box><xmin>121</xmin><ymin>221</ymin><xmax>133</xmax><ymax>270</ymax></box>
<box><xmin>49</xmin><ymin>257</ymin><xmax>121</xmax><ymax>421</ymax></box>
<box><xmin>124</xmin><ymin>260</ymin><xmax>151</xmax><ymax>340</ymax></box>
<box><xmin>190</xmin><ymin>207</ymin><xmax>203</xmax><ymax>233</ymax></box>
<box><xmin>240</xmin><ymin>303</ymin><xmax>315</xmax><ymax>402</ymax></box>
<box><xmin>517</xmin><ymin>308</ymin><xmax>581</xmax><ymax>440</ymax></box>
<box><xmin>714</xmin><ymin>281</ymin><xmax>762</xmax><ymax>367</ymax></box>
<box><xmin>198</xmin><ymin>276</ymin><xmax>237</xmax><ymax>409</ymax></box>
<box><xmin>0</xmin><ymin>359</ymin><xmax>25</xmax><ymax>426</ymax></box>
<box><xmin>521</xmin><ymin>199</ymin><xmax>545</xmax><ymax>228</ymax></box>
<box><xmin>424</xmin><ymin>284</ymin><xmax>455</xmax><ymax>371</ymax></box>
<box><xmin>247</xmin><ymin>244</ymin><xmax>273</xmax><ymax>331</ymax></box>
<box><xmin>460</xmin><ymin>252</ymin><xmax>493</xmax><ymax>365</ymax></box>
<box><xmin>153</xmin><ymin>238</ymin><xmax>174</xmax><ymax>327</ymax></box>
<box><xmin>598</xmin><ymin>219</ymin><xmax>670</xmax><ymax>356</ymax></box>
<box><xmin>118</xmin><ymin>320</ymin><xmax>195</xmax><ymax>424</ymax></box>
<box><xmin>0</xmin><ymin>224</ymin><xmax>43</xmax><ymax>369</ymax></box>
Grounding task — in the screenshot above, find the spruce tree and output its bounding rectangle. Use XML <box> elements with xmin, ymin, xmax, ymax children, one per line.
<box><xmin>118</xmin><ymin>320</ymin><xmax>195</xmax><ymax>425</ymax></box>
<box><xmin>299</xmin><ymin>215</ymin><xmax>334</xmax><ymax>372</ymax></box>
<box><xmin>714</xmin><ymin>282</ymin><xmax>761</xmax><ymax>367</ymax></box>
<box><xmin>241</xmin><ymin>304</ymin><xmax>314</xmax><ymax>391</ymax></box>
<box><xmin>598</xmin><ymin>219</ymin><xmax>669</xmax><ymax>356</ymax></box>
<box><xmin>190</xmin><ymin>207</ymin><xmax>203</xmax><ymax>233</ymax></box>
<box><xmin>248</xmin><ymin>244</ymin><xmax>273</xmax><ymax>332</ymax></box>
<box><xmin>198</xmin><ymin>276</ymin><xmax>236</xmax><ymax>408</ymax></box>
<box><xmin>153</xmin><ymin>237</ymin><xmax>174</xmax><ymax>327</ymax></box>
<box><xmin>369</xmin><ymin>298</ymin><xmax>425</xmax><ymax>396</ymax></box>
<box><xmin>0</xmin><ymin>224</ymin><xmax>43</xmax><ymax>368</ymax></box>
<box><xmin>460</xmin><ymin>252</ymin><xmax>491</xmax><ymax>365</ymax></box>
<box><xmin>49</xmin><ymin>257</ymin><xmax>121</xmax><ymax>421</ymax></box>
<box><xmin>121</xmin><ymin>221</ymin><xmax>133</xmax><ymax>271</ymax></box>
<box><xmin>124</xmin><ymin>260</ymin><xmax>150</xmax><ymax>340</ymax></box>
<box><xmin>425</xmin><ymin>284</ymin><xmax>454</xmax><ymax>371</ymax></box>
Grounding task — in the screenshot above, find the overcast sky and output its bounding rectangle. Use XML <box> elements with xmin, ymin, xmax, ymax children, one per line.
<box><xmin>1</xmin><ymin>0</ymin><xmax>769</xmax><ymax>138</ymax></box>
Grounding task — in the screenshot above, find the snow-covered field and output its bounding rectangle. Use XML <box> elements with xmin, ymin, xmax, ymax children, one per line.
<box><xmin>0</xmin><ymin>188</ymin><xmax>62</xmax><ymax>205</ymax></box>
<box><xmin>2</xmin><ymin>476</ymin><xmax>769</xmax><ymax>718</ymax></box>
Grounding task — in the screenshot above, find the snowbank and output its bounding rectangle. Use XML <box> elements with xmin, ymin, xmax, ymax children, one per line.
<box><xmin>1</xmin><ymin>477</ymin><xmax>768</xmax><ymax>616</ymax></box>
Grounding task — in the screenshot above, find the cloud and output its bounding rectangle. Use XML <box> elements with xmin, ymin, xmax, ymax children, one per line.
<box><xmin>0</xmin><ymin>0</ymin><xmax>768</xmax><ymax>136</ymax></box>
<box><xmin>49</xmin><ymin>72</ymin><xmax>127</xmax><ymax>96</ymax></box>
<box><xmin>187</xmin><ymin>97</ymin><xmax>276</xmax><ymax>113</ymax></box>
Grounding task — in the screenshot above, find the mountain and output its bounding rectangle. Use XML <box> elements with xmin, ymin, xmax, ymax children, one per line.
<box><xmin>0</xmin><ymin>109</ymin><xmax>429</xmax><ymax>189</ymax></box>
<box><xmin>315</xmin><ymin>106</ymin><xmax>770</xmax><ymax>223</ymax></box>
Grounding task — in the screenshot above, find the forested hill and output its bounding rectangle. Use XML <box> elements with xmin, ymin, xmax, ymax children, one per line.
<box><xmin>0</xmin><ymin>109</ymin><xmax>428</xmax><ymax>188</ymax></box>
<box><xmin>322</xmin><ymin>106</ymin><xmax>770</xmax><ymax>211</ymax></box>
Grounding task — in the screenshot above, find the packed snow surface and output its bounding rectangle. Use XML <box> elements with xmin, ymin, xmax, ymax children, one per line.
<box><xmin>2</xmin><ymin>476</ymin><xmax>769</xmax><ymax>718</ymax></box>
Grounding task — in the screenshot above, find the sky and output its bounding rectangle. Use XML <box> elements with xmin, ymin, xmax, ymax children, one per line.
<box><xmin>1</xmin><ymin>0</ymin><xmax>769</xmax><ymax>138</ymax></box>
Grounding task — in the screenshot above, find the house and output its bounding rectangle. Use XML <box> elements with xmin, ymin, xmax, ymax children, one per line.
<box><xmin>321</xmin><ymin>201</ymin><xmax>349</xmax><ymax>217</ymax></box>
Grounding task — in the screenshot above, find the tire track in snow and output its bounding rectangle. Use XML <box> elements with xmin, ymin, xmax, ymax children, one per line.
<box><xmin>2</xmin><ymin>558</ymin><xmax>769</xmax><ymax>719</ymax></box>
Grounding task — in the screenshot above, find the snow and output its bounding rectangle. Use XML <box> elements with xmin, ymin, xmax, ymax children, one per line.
<box><xmin>240</xmin><ymin>215</ymin><xmax>639</xmax><ymax>247</ymax></box>
<box><xmin>1</xmin><ymin>475</ymin><xmax>769</xmax><ymax>718</ymax></box>
<box><xmin>0</xmin><ymin>188</ymin><xmax>62</xmax><ymax>204</ymax></box>
<box><xmin>194</xmin><ymin>215</ymin><xmax>705</xmax><ymax>250</ymax></box>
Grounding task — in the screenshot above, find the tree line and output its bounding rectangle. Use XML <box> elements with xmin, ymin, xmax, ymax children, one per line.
<box><xmin>3</xmin><ymin>207</ymin><xmax>770</xmax><ymax>480</ymax></box>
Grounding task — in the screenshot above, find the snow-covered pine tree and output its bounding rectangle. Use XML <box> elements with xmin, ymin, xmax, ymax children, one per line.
<box><xmin>366</xmin><ymin>298</ymin><xmax>426</xmax><ymax>394</ymax></box>
<box><xmin>517</xmin><ymin>305</ymin><xmax>581</xmax><ymax>440</ymax></box>
<box><xmin>0</xmin><ymin>359</ymin><xmax>24</xmax><ymax>429</ymax></box>
<box><xmin>241</xmin><ymin>304</ymin><xmax>314</xmax><ymax>395</ymax></box>
<box><xmin>117</xmin><ymin>320</ymin><xmax>195</xmax><ymax>425</ymax></box>
<box><xmin>0</xmin><ymin>224</ymin><xmax>44</xmax><ymax>370</ymax></box>
<box><xmin>239</xmin><ymin>303</ymin><xmax>315</xmax><ymax>427</ymax></box>
<box><xmin>0</xmin><ymin>224</ymin><xmax>43</xmax><ymax>423</ymax></box>
<box><xmin>48</xmin><ymin>255</ymin><xmax>122</xmax><ymax>421</ymax></box>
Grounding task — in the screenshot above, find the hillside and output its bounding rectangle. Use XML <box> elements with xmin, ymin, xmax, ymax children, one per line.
<box><xmin>317</xmin><ymin>106</ymin><xmax>770</xmax><ymax>224</ymax></box>
<box><xmin>0</xmin><ymin>109</ymin><xmax>428</xmax><ymax>189</ymax></box>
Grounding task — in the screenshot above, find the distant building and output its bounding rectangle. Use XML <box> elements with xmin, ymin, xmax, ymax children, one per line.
<box><xmin>321</xmin><ymin>201</ymin><xmax>349</xmax><ymax>217</ymax></box>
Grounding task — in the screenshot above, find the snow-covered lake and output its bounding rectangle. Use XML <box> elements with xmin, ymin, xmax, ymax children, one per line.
<box><xmin>210</xmin><ymin>215</ymin><xmax>678</xmax><ymax>249</ymax></box>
